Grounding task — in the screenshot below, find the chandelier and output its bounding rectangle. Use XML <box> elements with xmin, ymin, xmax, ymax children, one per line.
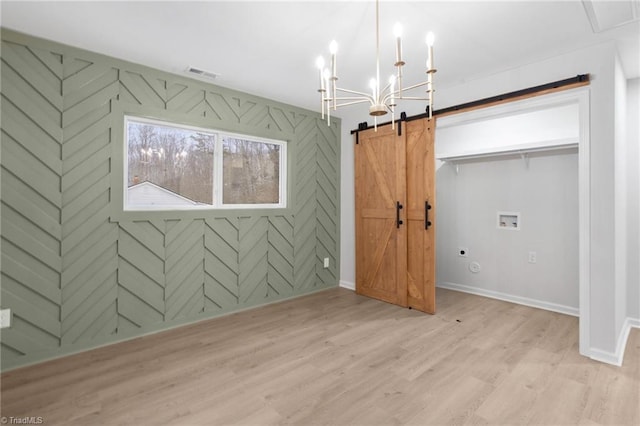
<box><xmin>316</xmin><ymin>0</ymin><xmax>436</xmax><ymax>129</ymax></box>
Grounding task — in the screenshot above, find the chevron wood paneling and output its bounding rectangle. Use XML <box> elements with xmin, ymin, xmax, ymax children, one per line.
<box><xmin>238</xmin><ymin>216</ymin><xmax>270</xmax><ymax>304</ymax></box>
<box><xmin>204</xmin><ymin>217</ymin><xmax>240</xmax><ymax>312</ymax></box>
<box><xmin>60</xmin><ymin>53</ymin><xmax>119</xmax><ymax>345</ymax></box>
<box><xmin>165</xmin><ymin>219</ymin><xmax>205</xmax><ymax>320</ymax></box>
<box><xmin>1</xmin><ymin>39</ymin><xmax>63</xmax><ymax>363</ymax></box>
<box><xmin>117</xmin><ymin>221</ymin><xmax>165</xmax><ymax>331</ymax></box>
<box><xmin>268</xmin><ymin>215</ymin><xmax>295</xmax><ymax>296</ymax></box>
<box><xmin>119</xmin><ymin>70</ymin><xmax>167</xmax><ymax>108</ymax></box>
<box><xmin>315</xmin><ymin>124</ymin><xmax>339</xmax><ymax>286</ymax></box>
<box><xmin>0</xmin><ymin>30</ymin><xmax>340</xmax><ymax>371</ymax></box>
<box><xmin>294</xmin><ymin>118</ymin><xmax>327</xmax><ymax>291</ymax></box>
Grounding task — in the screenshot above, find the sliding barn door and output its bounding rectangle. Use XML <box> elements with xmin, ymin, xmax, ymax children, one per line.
<box><xmin>355</xmin><ymin>124</ymin><xmax>407</xmax><ymax>307</ymax></box>
<box><xmin>354</xmin><ymin>117</ymin><xmax>436</xmax><ymax>313</ymax></box>
<box><xmin>406</xmin><ymin>119</ymin><xmax>436</xmax><ymax>313</ymax></box>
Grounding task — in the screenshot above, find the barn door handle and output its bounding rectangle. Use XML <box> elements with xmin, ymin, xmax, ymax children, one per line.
<box><xmin>425</xmin><ymin>201</ymin><xmax>432</xmax><ymax>229</ymax></box>
<box><xmin>396</xmin><ymin>202</ymin><xmax>404</xmax><ymax>228</ymax></box>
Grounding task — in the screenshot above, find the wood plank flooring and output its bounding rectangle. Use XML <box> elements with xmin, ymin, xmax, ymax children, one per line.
<box><xmin>1</xmin><ymin>288</ymin><xmax>639</xmax><ymax>425</ymax></box>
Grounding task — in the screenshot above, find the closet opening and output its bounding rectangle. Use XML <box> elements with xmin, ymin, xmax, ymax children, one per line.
<box><xmin>434</xmin><ymin>86</ymin><xmax>590</xmax><ymax>355</ymax></box>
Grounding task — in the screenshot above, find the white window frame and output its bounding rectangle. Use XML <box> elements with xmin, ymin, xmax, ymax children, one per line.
<box><xmin>124</xmin><ymin>115</ymin><xmax>287</xmax><ymax>211</ymax></box>
<box><xmin>215</xmin><ymin>131</ymin><xmax>287</xmax><ymax>209</ymax></box>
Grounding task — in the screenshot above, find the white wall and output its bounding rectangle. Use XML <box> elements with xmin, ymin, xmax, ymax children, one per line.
<box><xmin>436</xmin><ymin>151</ymin><xmax>579</xmax><ymax>314</ymax></box>
<box><xmin>339</xmin><ymin>41</ymin><xmax>624</xmax><ymax>362</ymax></box>
<box><xmin>338</xmin><ymin>109</ymin><xmax>358</xmax><ymax>291</ymax></box>
<box><xmin>614</xmin><ymin>56</ymin><xmax>628</xmax><ymax>340</ymax></box>
<box><xmin>627</xmin><ymin>78</ymin><xmax>640</xmax><ymax>322</ymax></box>
<box><xmin>434</xmin><ymin>99</ymin><xmax>580</xmax><ymax>315</ymax></box>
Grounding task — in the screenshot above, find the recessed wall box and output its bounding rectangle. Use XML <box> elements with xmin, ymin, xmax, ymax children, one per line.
<box><xmin>497</xmin><ymin>211</ymin><xmax>520</xmax><ymax>230</ymax></box>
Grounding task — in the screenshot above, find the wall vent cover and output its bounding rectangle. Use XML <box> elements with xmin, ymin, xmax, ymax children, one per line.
<box><xmin>185</xmin><ymin>66</ymin><xmax>219</xmax><ymax>80</ymax></box>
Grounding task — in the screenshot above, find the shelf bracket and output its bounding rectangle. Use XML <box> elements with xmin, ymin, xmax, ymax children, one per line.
<box><xmin>519</xmin><ymin>151</ymin><xmax>530</xmax><ymax>168</ymax></box>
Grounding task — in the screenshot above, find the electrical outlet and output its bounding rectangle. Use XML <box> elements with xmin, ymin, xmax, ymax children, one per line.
<box><xmin>458</xmin><ymin>247</ymin><xmax>469</xmax><ymax>257</ymax></box>
<box><xmin>528</xmin><ymin>251</ymin><xmax>537</xmax><ymax>264</ymax></box>
<box><xmin>323</xmin><ymin>257</ymin><xmax>330</xmax><ymax>268</ymax></box>
<box><xmin>0</xmin><ymin>309</ymin><xmax>11</xmax><ymax>328</ymax></box>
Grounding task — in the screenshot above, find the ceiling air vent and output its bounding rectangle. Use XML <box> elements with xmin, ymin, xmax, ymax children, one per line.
<box><xmin>582</xmin><ymin>0</ymin><xmax>639</xmax><ymax>33</ymax></box>
<box><xmin>185</xmin><ymin>66</ymin><xmax>219</xmax><ymax>80</ymax></box>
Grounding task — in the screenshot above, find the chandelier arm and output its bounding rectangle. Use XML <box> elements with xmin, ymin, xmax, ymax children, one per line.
<box><xmin>380</xmin><ymin>84</ymin><xmax>397</xmax><ymax>105</ymax></box>
<box><xmin>333</xmin><ymin>96</ymin><xmax>372</xmax><ymax>101</ymax></box>
<box><xmin>393</xmin><ymin>96</ymin><xmax>432</xmax><ymax>101</ymax></box>
<box><xmin>395</xmin><ymin>80</ymin><xmax>432</xmax><ymax>93</ymax></box>
<box><xmin>336</xmin><ymin>87</ymin><xmax>375</xmax><ymax>99</ymax></box>
<box><xmin>379</xmin><ymin>81</ymin><xmax>392</xmax><ymax>97</ymax></box>
<box><xmin>334</xmin><ymin>99</ymin><xmax>374</xmax><ymax>108</ymax></box>
<box><xmin>381</xmin><ymin>96</ymin><xmax>395</xmax><ymax>105</ymax></box>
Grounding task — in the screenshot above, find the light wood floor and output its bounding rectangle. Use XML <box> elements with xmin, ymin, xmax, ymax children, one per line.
<box><xmin>1</xmin><ymin>288</ymin><xmax>639</xmax><ymax>425</ymax></box>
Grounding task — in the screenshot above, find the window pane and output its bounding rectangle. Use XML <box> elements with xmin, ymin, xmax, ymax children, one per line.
<box><xmin>127</xmin><ymin>121</ymin><xmax>215</xmax><ymax>207</ymax></box>
<box><xmin>222</xmin><ymin>137</ymin><xmax>280</xmax><ymax>205</ymax></box>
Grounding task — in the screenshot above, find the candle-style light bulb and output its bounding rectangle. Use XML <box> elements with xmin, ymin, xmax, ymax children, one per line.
<box><xmin>329</xmin><ymin>40</ymin><xmax>338</xmax><ymax>80</ymax></box>
<box><xmin>329</xmin><ymin>40</ymin><xmax>338</xmax><ymax>54</ymax></box>
<box><xmin>426</xmin><ymin>32</ymin><xmax>435</xmax><ymax>71</ymax></box>
<box><xmin>316</xmin><ymin>56</ymin><xmax>326</xmax><ymax>92</ymax></box>
<box><xmin>393</xmin><ymin>23</ymin><xmax>403</xmax><ymax>38</ymax></box>
<box><xmin>394</xmin><ymin>23</ymin><xmax>404</xmax><ymax>66</ymax></box>
<box><xmin>426</xmin><ymin>31</ymin><xmax>435</xmax><ymax>47</ymax></box>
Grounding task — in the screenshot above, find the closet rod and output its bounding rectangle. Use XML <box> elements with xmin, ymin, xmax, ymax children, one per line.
<box><xmin>350</xmin><ymin>74</ymin><xmax>589</xmax><ymax>134</ymax></box>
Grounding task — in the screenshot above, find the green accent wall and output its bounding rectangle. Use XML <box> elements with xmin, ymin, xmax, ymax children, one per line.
<box><xmin>0</xmin><ymin>29</ymin><xmax>340</xmax><ymax>371</ymax></box>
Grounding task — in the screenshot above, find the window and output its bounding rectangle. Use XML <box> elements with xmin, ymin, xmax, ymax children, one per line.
<box><xmin>125</xmin><ymin>116</ymin><xmax>286</xmax><ymax>210</ymax></box>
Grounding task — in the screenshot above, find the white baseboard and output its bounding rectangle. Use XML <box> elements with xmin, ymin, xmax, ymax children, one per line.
<box><xmin>436</xmin><ymin>281</ymin><xmax>579</xmax><ymax>317</ymax></box>
<box><xmin>589</xmin><ymin>348</ymin><xmax>623</xmax><ymax>366</ymax></box>
<box><xmin>589</xmin><ymin>317</ymin><xmax>639</xmax><ymax>367</ymax></box>
<box><xmin>339</xmin><ymin>280</ymin><xmax>355</xmax><ymax>291</ymax></box>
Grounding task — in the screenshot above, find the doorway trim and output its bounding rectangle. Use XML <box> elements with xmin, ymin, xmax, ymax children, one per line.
<box><xmin>435</xmin><ymin>86</ymin><xmax>591</xmax><ymax>357</ymax></box>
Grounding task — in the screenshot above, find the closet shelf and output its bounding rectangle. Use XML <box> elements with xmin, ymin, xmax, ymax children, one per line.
<box><xmin>436</xmin><ymin>139</ymin><xmax>578</xmax><ymax>163</ymax></box>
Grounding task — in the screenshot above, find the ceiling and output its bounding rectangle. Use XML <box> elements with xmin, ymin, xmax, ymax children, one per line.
<box><xmin>1</xmin><ymin>1</ymin><xmax>639</xmax><ymax>116</ymax></box>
